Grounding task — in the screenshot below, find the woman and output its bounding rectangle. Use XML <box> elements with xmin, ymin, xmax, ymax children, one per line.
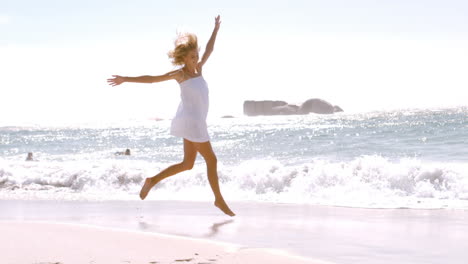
<box><xmin>107</xmin><ymin>15</ymin><xmax>234</xmax><ymax>216</ymax></box>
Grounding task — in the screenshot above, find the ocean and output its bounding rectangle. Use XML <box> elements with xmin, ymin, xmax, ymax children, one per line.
<box><xmin>1</xmin><ymin>107</ymin><xmax>467</xmax><ymax>209</ymax></box>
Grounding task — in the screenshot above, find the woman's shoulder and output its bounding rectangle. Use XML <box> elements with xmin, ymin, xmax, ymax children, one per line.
<box><xmin>166</xmin><ymin>68</ymin><xmax>185</xmax><ymax>83</ymax></box>
<box><xmin>197</xmin><ymin>63</ymin><xmax>204</xmax><ymax>72</ymax></box>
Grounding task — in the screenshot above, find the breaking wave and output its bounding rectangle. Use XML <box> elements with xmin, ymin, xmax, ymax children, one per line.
<box><xmin>1</xmin><ymin>156</ymin><xmax>467</xmax><ymax>209</ymax></box>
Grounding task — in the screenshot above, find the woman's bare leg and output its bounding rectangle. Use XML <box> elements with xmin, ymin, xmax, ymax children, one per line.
<box><xmin>139</xmin><ymin>139</ymin><xmax>197</xmax><ymax>200</ymax></box>
<box><xmin>195</xmin><ymin>141</ymin><xmax>235</xmax><ymax>216</ymax></box>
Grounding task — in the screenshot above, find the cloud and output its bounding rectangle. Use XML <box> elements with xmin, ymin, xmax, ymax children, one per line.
<box><xmin>0</xmin><ymin>15</ymin><xmax>10</xmax><ymax>25</ymax></box>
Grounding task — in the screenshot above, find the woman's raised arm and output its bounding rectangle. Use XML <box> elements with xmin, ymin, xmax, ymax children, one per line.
<box><xmin>199</xmin><ymin>15</ymin><xmax>221</xmax><ymax>67</ymax></box>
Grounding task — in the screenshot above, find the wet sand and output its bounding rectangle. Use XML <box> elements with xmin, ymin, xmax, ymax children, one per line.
<box><xmin>1</xmin><ymin>200</ymin><xmax>468</xmax><ymax>264</ymax></box>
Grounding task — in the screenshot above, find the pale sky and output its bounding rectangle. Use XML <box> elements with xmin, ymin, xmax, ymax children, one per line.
<box><xmin>1</xmin><ymin>0</ymin><xmax>467</xmax><ymax>125</ymax></box>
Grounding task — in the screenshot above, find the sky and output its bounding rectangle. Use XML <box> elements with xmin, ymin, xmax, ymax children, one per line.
<box><xmin>1</xmin><ymin>0</ymin><xmax>467</xmax><ymax>125</ymax></box>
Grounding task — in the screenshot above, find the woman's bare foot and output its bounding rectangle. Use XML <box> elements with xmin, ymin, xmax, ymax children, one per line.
<box><xmin>214</xmin><ymin>199</ymin><xmax>235</xmax><ymax>217</ymax></box>
<box><xmin>139</xmin><ymin>178</ymin><xmax>156</xmax><ymax>200</ymax></box>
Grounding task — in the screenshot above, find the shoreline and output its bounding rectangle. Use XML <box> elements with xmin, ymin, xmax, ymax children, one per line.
<box><xmin>2</xmin><ymin>199</ymin><xmax>468</xmax><ymax>264</ymax></box>
<box><xmin>1</xmin><ymin>220</ymin><xmax>322</xmax><ymax>264</ymax></box>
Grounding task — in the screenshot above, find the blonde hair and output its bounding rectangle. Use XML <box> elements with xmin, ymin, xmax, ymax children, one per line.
<box><xmin>167</xmin><ymin>33</ymin><xmax>199</xmax><ymax>66</ymax></box>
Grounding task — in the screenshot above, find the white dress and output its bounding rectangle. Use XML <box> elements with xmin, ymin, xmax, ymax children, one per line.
<box><xmin>170</xmin><ymin>75</ymin><xmax>210</xmax><ymax>143</ymax></box>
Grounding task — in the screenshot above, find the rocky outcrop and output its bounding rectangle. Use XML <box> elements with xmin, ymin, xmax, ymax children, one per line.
<box><xmin>243</xmin><ymin>100</ymin><xmax>288</xmax><ymax>116</ymax></box>
<box><xmin>243</xmin><ymin>99</ymin><xmax>343</xmax><ymax>116</ymax></box>
<box><xmin>272</xmin><ymin>104</ymin><xmax>300</xmax><ymax>115</ymax></box>
<box><xmin>299</xmin><ymin>98</ymin><xmax>343</xmax><ymax>114</ymax></box>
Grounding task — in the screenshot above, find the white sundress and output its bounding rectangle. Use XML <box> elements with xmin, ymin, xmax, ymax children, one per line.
<box><xmin>170</xmin><ymin>75</ymin><xmax>210</xmax><ymax>143</ymax></box>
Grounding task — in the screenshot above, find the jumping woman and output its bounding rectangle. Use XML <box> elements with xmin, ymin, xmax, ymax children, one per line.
<box><xmin>107</xmin><ymin>15</ymin><xmax>234</xmax><ymax>216</ymax></box>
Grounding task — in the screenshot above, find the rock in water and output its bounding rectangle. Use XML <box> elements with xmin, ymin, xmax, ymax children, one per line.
<box><xmin>299</xmin><ymin>98</ymin><xmax>335</xmax><ymax>114</ymax></box>
<box><xmin>243</xmin><ymin>99</ymin><xmax>343</xmax><ymax>116</ymax></box>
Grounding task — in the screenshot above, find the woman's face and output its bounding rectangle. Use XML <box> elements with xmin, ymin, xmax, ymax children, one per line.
<box><xmin>184</xmin><ymin>49</ymin><xmax>199</xmax><ymax>68</ymax></box>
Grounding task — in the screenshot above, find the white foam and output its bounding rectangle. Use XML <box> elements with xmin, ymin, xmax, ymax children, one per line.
<box><xmin>1</xmin><ymin>156</ymin><xmax>467</xmax><ymax>209</ymax></box>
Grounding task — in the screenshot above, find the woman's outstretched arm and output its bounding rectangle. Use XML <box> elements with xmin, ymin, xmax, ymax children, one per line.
<box><xmin>199</xmin><ymin>15</ymin><xmax>221</xmax><ymax>67</ymax></box>
<box><xmin>107</xmin><ymin>70</ymin><xmax>180</xmax><ymax>87</ymax></box>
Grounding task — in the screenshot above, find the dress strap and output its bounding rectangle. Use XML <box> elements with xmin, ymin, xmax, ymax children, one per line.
<box><xmin>180</xmin><ymin>68</ymin><xmax>186</xmax><ymax>79</ymax></box>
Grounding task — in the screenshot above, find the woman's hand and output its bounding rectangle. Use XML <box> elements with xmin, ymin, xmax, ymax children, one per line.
<box><xmin>214</xmin><ymin>15</ymin><xmax>221</xmax><ymax>30</ymax></box>
<box><xmin>107</xmin><ymin>75</ymin><xmax>125</xmax><ymax>86</ymax></box>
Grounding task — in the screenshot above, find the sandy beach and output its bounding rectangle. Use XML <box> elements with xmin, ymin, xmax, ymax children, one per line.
<box><xmin>1</xmin><ymin>221</ymin><xmax>322</xmax><ymax>264</ymax></box>
<box><xmin>1</xmin><ymin>200</ymin><xmax>468</xmax><ymax>264</ymax></box>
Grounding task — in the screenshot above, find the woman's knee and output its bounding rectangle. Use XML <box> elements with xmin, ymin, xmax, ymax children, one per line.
<box><xmin>195</xmin><ymin>141</ymin><xmax>217</xmax><ymax>165</ymax></box>
<box><xmin>205</xmin><ymin>154</ymin><xmax>217</xmax><ymax>165</ymax></box>
<box><xmin>180</xmin><ymin>160</ymin><xmax>195</xmax><ymax>171</ymax></box>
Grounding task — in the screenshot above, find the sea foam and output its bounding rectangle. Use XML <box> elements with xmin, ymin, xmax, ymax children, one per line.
<box><xmin>1</xmin><ymin>156</ymin><xmax>467</xmax><ymax>209</ymax></box>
